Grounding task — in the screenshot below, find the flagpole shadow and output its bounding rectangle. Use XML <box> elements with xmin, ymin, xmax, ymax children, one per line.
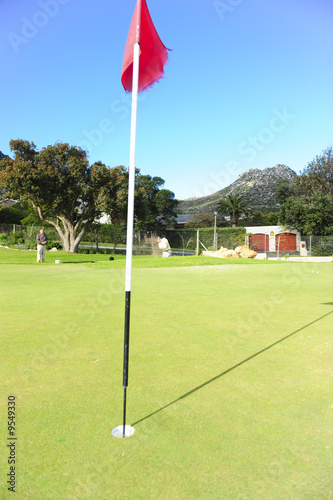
<box><xmin>131</xmin><ymin>309</ymin><xmax>333</xmax><ymax>427</ymax></box>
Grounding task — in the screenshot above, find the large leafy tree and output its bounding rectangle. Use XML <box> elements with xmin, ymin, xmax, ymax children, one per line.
<box><xmin>278</xmin><ymin>146</ymin><xmax>333</xmax><ymax>235</ymax></box>
<box><xmin>95</xmin><ymin>171</ymin><xmax>177</xmax><ymax>230</ymax></box>
<box><xmin>280</xmin><ymin>193</ymin><xmax>333</xmax><ymax>235</ymax></box>
<box><xmin>0</xmin><ymin>201</ymin><xmax>30</xmax><ymax>225</ymax></box>
<box><xmin>217</xmin><ymin>193</ymin><xmax>251</xmax><ymax>227</ymax></box>
<box><xmin>131</xmin><ymin>175</ymin><xmax>178</xmax><ymax>230</ymax></box>
<box><xmin>294</xmin><ymin>146</ymin><xmax>333</xmax><ymax>198</ymax></box>
<box><xmin>0</xmin><ymin>140</ymin><xmax>127</xmax><ymax>252</ymax></box>
<box><xmin>0</xmin><ymin>139</ymin><xmax>178</xmax><ymax>251</ymax></box>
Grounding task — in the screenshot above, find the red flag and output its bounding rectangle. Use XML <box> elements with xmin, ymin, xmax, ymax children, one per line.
<box><xmin>121</xmin><ymin>0</ymin><xmax>169</xmax><ymax>92</ymax></box>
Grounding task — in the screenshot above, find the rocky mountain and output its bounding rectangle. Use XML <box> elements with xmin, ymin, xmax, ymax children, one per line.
<box><xmin>0</xmin><ymin>151</ymin><xmax>8</xmax><ymax>160</ymax></box>
<box><xmin>178</xmin><ymin>164</ymin><xmax>297</xmax><ymax>214</ymax></box>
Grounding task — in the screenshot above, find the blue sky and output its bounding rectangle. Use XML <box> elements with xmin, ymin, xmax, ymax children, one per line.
<box><xmin>1</xmin><ymin>0</ymin><xmax>332</xmax><ymax>200</ymax></box>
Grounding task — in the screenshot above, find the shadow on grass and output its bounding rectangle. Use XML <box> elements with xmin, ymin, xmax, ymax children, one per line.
<box><xmin>62</xmin><ymin>260</ymin><xmax>111</xmax><ymax>264</ymax></box>
<box><xmin>132</xmin><ymin>309</ymin><xmax>333</xmax><ymax>427</ymax></box>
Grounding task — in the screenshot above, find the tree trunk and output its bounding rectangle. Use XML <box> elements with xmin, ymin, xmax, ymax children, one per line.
<box><xmin>61</xmin><ymin>222</ymin><xmax>85</xmax><ymax>253</ymax></box>
<box><xmin>35</xmin><ymin>207</ymin><xmax>86</xmax><ymax>253</ymax></box>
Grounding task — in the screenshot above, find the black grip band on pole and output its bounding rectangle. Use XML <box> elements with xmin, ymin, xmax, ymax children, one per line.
<box><xmin>122</xmin><ymin>291</ymin><xmax>131</xmax><ymax>437</ymax></box>
<box><xmin>123</xmin><ymin>290</ymin><xmax>131</xmax><ymax>388</ymax></box>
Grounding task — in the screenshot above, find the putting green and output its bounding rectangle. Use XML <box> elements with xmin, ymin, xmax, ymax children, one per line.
<box><xmin>0</xmin><ymin>253</ymin><xmax>332</xmax><ymax>499</ymax></box>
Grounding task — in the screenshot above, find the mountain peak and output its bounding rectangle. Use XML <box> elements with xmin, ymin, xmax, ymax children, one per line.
<box><xmin>178</xmin><ymin>164</ymin><xmax>297</xmax><ymax>214</ymax></box>
<box><xmin>0</xmin><ymin>151</ymin><xmax>8</xmax><ymax>160</ymax></box>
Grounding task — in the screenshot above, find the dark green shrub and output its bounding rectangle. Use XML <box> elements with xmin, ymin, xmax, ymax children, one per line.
<box><xmin>78</xmin><ymin>248</ymin><xmax>91</xmax><ymax>254</ymax></box>
<box><xmin>7</xmin><ymin>230</ymin><xmax>26</xmax><ymax>245</ymax></box>
<box><xmin>311</xmin><ymin>236</ymin><xmax>333</xmax><ymax>256</ymax></box>
<box><xmin>46</xmin><ymin>241</ymin><xmax>63</xmax><ymax>250</ymax></box>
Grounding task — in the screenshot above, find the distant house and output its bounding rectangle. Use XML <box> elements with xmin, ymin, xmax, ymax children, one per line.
<box><xmin>173</xmin><ymin>214</ymin><xmax>195</xmax><ymax>229</ymax></box>
<box><xmin>0</xmin><ymin>198</ymin><xmax>18</xmax><ymax>208</ymax></box>
<box><xmin>95</xmin><ymin>212</ymin><xmax>111</xmax><ymax>224</ymax></box>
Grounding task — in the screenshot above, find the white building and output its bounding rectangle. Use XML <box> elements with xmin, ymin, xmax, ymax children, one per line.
<box><xmin>245</xmin><ymin>226</ymin><xmax>302</xmax><ymax>252</ymax></box>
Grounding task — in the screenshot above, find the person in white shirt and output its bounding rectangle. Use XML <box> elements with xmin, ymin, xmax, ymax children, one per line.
<box><xmin>158</xmin><ymin>237</ymin><xmax>171</xmax><ymax>257</ymax></box>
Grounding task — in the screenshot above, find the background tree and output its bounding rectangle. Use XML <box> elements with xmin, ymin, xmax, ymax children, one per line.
<box><xmin>279</xmin><ymin>193</ymin><xmax>333</xmax><ymax>235</ymax></box>
<box><xmin>0</xmin><ymin>140</ymin><xmax>118</xmax><ymax>252</ymax></box>
<box><xmin>217</xmin><ymin>193</ymin><xmax>251</xmax><ymax>227</ymax></box>
<box><xmin>278</xmin><ymin>146</ymin><xmax>333</xmax><ymax>235</ymax></box>
<box><xmin>275</xmin><ymin>179</ymin><xmax>295</xmax><ymax>205</ymax></box>
<box><xmin>0</xmin><ymin>140</ymin><xmax>178</xmax><ymax>251</ymax></box>
<box><xmin>294</xmin><ymin>146</ymin><xmax>333</xmax><ymax>198</ymax></box>
<box><xmin>0</xmin><ymin>201</ymin><xmax>30</xmax><ymax>224</ymax></box>
<box><xmin>97</xmin><ymin>171</ymin><xmax>177</xmax><ymax>231</ymax></box>
<box><xmin>154</xmin><ymin>188</ymin><xmax>178</xmax><ymax>227</ymax></box>
<box><xmin>91</xmin><ymin>163</ymin><xmax>130</xmax><ymax>222</ymax></box>
<box><xmin>131</xmin><ymin>175</ymin><xmax>178</xmax><ymax>230</ymax></box>
<box><xmin>239</xmin><ymin>210</ymin><xmax>279</xmax><ymax>227</ymax></box>
<box><xmin>184</xmin><ymin>211</ymin><xmax>228</xmax><ymax>228</ymax></box>
<box><xmin>0</xmin><ymin>151</ymin><xmax>8</xmax><ymax>204</ymax></box>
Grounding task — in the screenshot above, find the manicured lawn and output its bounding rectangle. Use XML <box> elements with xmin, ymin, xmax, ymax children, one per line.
<box><xmin>0</xmin><ymin>246</ymin><xmax>277</xmax><ymax>268</ymax></box>
<box><xmin>0</xmin><ymin>247</ymin><xmax>332</xmax><ymax>499</ymax></box>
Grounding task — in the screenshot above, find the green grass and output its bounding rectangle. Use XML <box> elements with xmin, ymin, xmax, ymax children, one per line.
<box><xmin>0</xmin><ymin>246</ymin><xmax>280</xmax><ymax>268</ymax></box>
<box><xmin>0</xmin><ymin>247</ymin><xmax>332</xmax><ymax>499</ymax></box>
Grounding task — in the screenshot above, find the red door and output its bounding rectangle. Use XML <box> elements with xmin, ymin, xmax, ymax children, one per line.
<box><xmin>275</xmin><ymin>233</ymin><xmax>296</xmax><ymax>251</ymax></box>
<box><xmin>249</xmin><ymin>234</ymin><xmax>269</xmax><ymax>252</ymax></box>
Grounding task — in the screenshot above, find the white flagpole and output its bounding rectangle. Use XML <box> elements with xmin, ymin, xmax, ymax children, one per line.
<box><xmin>121</xmin><ymin>41</ymin><xmax>140</xmax><ymax>438</ymax></box>
<box><xmin>112</xmin><ymin>4</ymin><xmax>141</xmax><ymax>439</ymax></box>
<box><xmin>125</xmin><ymin>41</ymin><xmax>140</xmax><ymax>295</ymax></box>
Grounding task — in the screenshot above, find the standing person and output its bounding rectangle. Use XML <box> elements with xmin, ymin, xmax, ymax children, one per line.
<box><xmin>158</xmin><ymin>236</ymin><xmax>171</xmax><ymax>258</ymax></box>
<box><xmin>36</xmin><ymin>228</ymin><xmax>48</xmax><ymax>263</ymax></box>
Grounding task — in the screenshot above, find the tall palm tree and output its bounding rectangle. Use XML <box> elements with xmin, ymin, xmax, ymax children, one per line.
<box><xmin>217</xmin><ymin>193</ymin><xmax>250</xmax><ymax>227</ymax></box>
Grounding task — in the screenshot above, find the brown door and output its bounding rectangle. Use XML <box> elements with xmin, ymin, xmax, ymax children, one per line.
<box><xmin>249</xmin><ymin>234</ymin><xmax>269</xmax><ymax>252</ymax></box>
<box><xmin>275</xmin><ymin>233</ymin><xmax>296</xmax><ymax>251</ymax></box>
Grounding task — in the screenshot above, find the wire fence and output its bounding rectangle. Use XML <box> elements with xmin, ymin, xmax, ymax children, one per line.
<box><xmin>0</xmin><ymin>224</ymin><xmax>60</xmax><ymax>250</ymax></box>
<box><xmin>0</xmin><ymin>224</ymin><xmax>246</xmax><ymax>254</ymax></box>
<box><xmin>1</xmin><ymin>223</ymin><xmax>332</xmax><ymax>256</ymax></box>
<box><xmin>77</xmin><ymin>227</ymin><xmax>247</xmax><ymax>254</ymax></box>
<box><xmin>301</xmin><ymin>235</ymin><xmax>333</xmax><ymax>257</ymax></box>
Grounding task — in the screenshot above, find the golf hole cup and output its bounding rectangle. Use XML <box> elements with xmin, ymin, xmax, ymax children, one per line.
<box><xmin>55</xmin><ymin>260</ymin><xmax>60</xmax><ymax>264</ymax></box>
<box><xmin>111</xmin><ymin>425</ymin><xmax>135</xmax><ymax>438</ymax></box>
